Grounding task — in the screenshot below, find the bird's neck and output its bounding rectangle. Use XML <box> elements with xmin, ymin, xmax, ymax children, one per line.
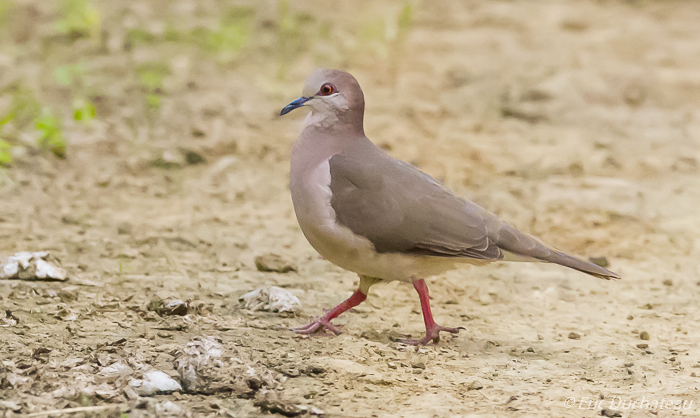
<box><xmin>302</xmin><ymin>109</ymin><xmax>364</xmax><ymax>137</ymax></box>
<box><xmin>290</xmin><ymin>124</ymin><xmax>366</xmax><ymax>183</ymax></box>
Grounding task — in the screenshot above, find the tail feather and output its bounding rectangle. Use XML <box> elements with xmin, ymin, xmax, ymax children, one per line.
<box><xmin>539</xmin><ymin>250</ymin><xmax>621</xmax><ymax>280</ymax></box>
<box><xmin>492</xmin><ymin>221</ymin><xmax>621</xmax><ymax>280</ymax></box>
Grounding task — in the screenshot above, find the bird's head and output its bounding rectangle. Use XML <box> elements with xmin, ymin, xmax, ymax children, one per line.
<box><xmin>280</xmin><ymin>69</ymin><xmax>365</xmax><ymax>130</ymax></box>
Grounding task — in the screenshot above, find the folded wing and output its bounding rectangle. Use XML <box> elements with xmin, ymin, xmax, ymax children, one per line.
<box><xmin>328</xmin><ymin>138</ymin><xmax>620</xmax><ymax>280</ymax></box>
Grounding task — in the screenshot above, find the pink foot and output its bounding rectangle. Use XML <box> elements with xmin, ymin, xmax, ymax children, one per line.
<box><xmin>290</xmin><ymin>319</ymin><xmax>342</xmax><ymax>335</ymax></box>
<box><xmin>404</xmin><ymin>279</ymin><xmax>465</xmax><ymax>345</ymax></box>
<box><xmin>289</xmin><ymin>289</ymin><xmax>367</xmax><ymax>336</ymax></box>
<box><xmin>402</xmin><ymin>324</ymin><xmax>465</xmax><ymax>345</ymax></box>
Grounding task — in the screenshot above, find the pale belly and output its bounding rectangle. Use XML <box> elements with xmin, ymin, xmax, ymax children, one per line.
<box><xmin>291</xmin><ymin>160</ymin><xmax>481</xmax><ymax>282</ymax></box>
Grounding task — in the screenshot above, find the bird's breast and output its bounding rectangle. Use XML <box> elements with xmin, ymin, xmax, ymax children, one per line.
<box><xmin>290</xmin><ymin>159</ymin><xmax>356</xmax><ymax>257</ymax></box>
<box><xmin>289</xmin><ymin>159</ymin><xmax>462</xmax><ymax>281</ymax></box>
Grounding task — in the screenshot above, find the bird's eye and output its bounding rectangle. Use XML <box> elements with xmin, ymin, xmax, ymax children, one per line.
<box><xmin>318</xmin><ymin>83</ymin><xmax>336</xmax><ymax>96</ymax></box>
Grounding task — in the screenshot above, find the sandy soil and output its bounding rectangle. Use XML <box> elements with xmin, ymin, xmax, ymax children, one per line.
<box><xmin>1</xmin><ymin>0</ymin><xmax>699</xmax><ymax>417</ymax></box>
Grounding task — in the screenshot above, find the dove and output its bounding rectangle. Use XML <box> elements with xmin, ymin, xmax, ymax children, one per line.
<box><xmin>280</xmin><ymin>69</ymin><xmax>619</xmax><ymax>345</ymax></box>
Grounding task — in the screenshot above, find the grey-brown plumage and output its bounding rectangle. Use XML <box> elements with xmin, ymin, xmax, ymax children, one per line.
<box><xmin>281</xmin><ymin>68</ymin><xmax>619</xmax><ymax>345</ymax></box>
<box><xmin>328</xmin><ymin>134</ymin><xmax>619</xmax><ymax>280</ymax></box>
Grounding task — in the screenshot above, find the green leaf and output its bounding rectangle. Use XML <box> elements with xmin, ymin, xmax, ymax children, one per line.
<box><xmin>398</xmin><ymin>4</ymin><xmax>413</xmax><ymax>33</ymax></box>
<box><xmin>5</xmin><ymin>85</ymin><xmax>41</xmax><ymax>129</ymax></box>
<box><xmin>0</xmin><ymin>0</ymin><xmax>11</xmax><ymax>27</ymax></box>
<box><xmin>35</xmin><ymin>108</ymin><xmax>66</xmax><ymax>159</ymax></box>
<box><xmin>0</xmin><ymin>139</ymin><xmax>12</xmax><ymax>167</ymax></box>
<box><xmin>137</xmin><ymin>62</ymin><xmax>169</xmax><ymax>90</ymax></box>
<box><xmin>146</xmin><ymin>94</ymin><xmax>161</xmax><ymax>108</ymax></box>
<box><xmin>73</xmin><ymin>99</ymin><xmax>95</xmax><ymax>122</ymax></box>
<box><xmin>56</xmin><ymin>0</ymin><xmax>102</xmax><ymax>41</ymax></box>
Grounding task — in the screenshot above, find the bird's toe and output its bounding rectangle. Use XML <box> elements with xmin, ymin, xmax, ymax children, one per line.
<box><xmin>402</xmin><ymin>324</ymin><xmax>464</xmax><ymax>346</ymax></box>
<box><xmin>290</xmin><ymin>319</ymin><xmax>342</xmax><ymax>335</ymax></box>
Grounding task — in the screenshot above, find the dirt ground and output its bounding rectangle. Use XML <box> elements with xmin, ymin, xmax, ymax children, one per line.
<box><xmin>1</xmin><ymin>0</ymin><xmax>700</xmax><ymax>417</ymax></box>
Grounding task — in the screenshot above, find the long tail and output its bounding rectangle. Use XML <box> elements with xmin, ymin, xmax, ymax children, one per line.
<box><xmin>492</xmin><ymin>221</ymin><xmax>621</xmax><ymax>280</ymax></box>
<box><xmin>537</xmin><ymin>249</ymin><xmax>620</xmax><ymax>280</ymax></box>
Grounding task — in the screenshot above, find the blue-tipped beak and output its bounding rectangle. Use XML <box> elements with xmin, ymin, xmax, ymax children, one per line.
<box><xmin>280</xmin><ymin>96</ymin><xmax>312</xmax><ymax>116</ymax></box>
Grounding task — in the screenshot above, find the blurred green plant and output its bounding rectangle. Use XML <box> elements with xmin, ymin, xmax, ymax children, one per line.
<box><xmin>0</xmin><ymin>85</ymin><xmax>70</xmax><ymax>161</ymax></box>
<box><xmin>397</xmin><ymin>4</ymin><xmax>413</xmax><ymax>35</ymax></box>
<box><xmin>0</xmin><ymin>138</ymin><xmax>12</xmax><ymax>167</ymax></box>
<box><xmin>55</xmin><ymin>0</ymin><xmax>101</xmax><ymax>42</ymax></box>
<box><xmin>191</xmin><ymin>7</ymin><xmax>255</xmax><ymax>63</ymax></box>
<box><xmin>0</xmin><ymin>0</ymin><xmax>10</xmax><ymax>29</ymax></box>
<box><xmin>72</xmin><ymin>98</ymin><xmax>95</xmax><ymax>122</ymax></box>
<box><xmin>35</xmin><ymin>108</ymin><xmax>66</xmax><ymax>159</ymax></box>
<box><xmin>54</xmin><ymin>63</ymin><xmax>86</xmax><ymax>86</ymax></box>
<box><xmin>55</xmin><ymin>64</ymin><xmax>96</xmax><ymax>122</ymax></box>
<box><xmin>125</xmin><ymin>28</ymin><xmax>156</xmax><ymax>48</ymax></box>
<box><xmin>137</xmin><ymin>62</ymin><xmax>170</xmax><ymax>109</ymax></box>
<box><xmin>362</xmin><ymin>3</ymin><xmax>413</xmax><ymax>51</ymax></box>
<box><xmin>164</xmin><ymin>25</ymin><xmax>185</xmax><ymax>43</ymax></box>
<box><xmin>1</xmin><ymin>84</ymin><xmax>41</xmax><ymax>129</ymax></box>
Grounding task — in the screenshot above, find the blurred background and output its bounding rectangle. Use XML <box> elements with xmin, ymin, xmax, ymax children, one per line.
<box><xmin>1</xmin><ymin>0</ymin><xmax>699</xmax><ymax>282</ymax></box>
<box><xmin>1</xmin><ymin>0</ymin><xmax>699</xmax><ymax>416</ymax></box>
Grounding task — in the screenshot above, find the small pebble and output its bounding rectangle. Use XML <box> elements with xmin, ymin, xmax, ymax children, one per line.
<box><xmin>254</xmin><ymin>253</ymin><xmax>297</xmax><ymax>273</ymax></box>
<box><xmin>568</xmin><ymin>332</ymin><xmax>581</xmax><ymax>340</ymax></box>
<box><xmin>601</xmin><ymin>408</ymin><xmax>622</xmax><ymax>417</ymax></box>
<box><xmin>467</xmin><ymin>381</ymin><xmax>483</xmax><ymax>391</ymax></box>
<box><xmin>58</xmin><ymin>289</ymin><xmax>78</xmax><ymax>303</ymax></box>
<box><xmin>117</xmin><ymin>222</ymin><xmax>133</xmax><ymax>235</ymax></box>
<box><xmin>589</xmin><ymin>256</ymin><xmax>609</xmax><ymax>267</ymax></box>
<box><xmin>411</xmin><ymin>361</ymin><xmax>426</xmax><ymax>369</ymax></box>
<box><xmin>636</xmin><ymin>343</ymin><xmax>648</xmax><ymax>349</ymax></box>
<box><xmin>304</xmin><ymin>365</ymin><xmax>326</xmax><ymax>375</ymax></box>
<box><xmin>639</xmin><ymin>331</ymin><xmax>650</xmax><ymax>340</ymax></box>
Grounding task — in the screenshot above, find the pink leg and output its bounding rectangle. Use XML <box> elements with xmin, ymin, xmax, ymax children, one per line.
<box><xmin>291</xmin><ymin>289</ymin><xmax>367</xmax><ymax>335</ymax></box>
<box><xmin>403</xmin><ymin>279</ymin><xmax>464</xmax><ymax>345</ymax></box>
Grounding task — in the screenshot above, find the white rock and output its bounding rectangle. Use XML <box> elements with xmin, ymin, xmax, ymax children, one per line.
<box><xmin>14</xmin><ymin>252</ymin><xmax>34</xmax><ymax>269</ymax></box>
<box><xmin>1</xmin><ymin>261</ymin><xmax>18</xmax><ymax>278</ymax></box>
<box><xmin>239</xmin><ymin>286</ymin><xmax>301</xmax><ymax>314</ymax></box>
<box><xmin>129</xmin><ymin>370</ymin><xmax>182</xmax><ymax>396</ymax></box>
<box><xmin>0</xmin><ymin>251</ymin><xmax>67</xmax><ymax>281</ymax></box>
<box><xmin>35</xmin><ymin>258</ymin><xmax>63</xmax><ymax>279</ymax></box>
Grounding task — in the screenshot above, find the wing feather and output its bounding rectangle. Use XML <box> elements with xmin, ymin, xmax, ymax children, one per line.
<box><xmin>329</xmin><ymin>140</ymin><xmax>502</xmax><ymax>261</ymax></box>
